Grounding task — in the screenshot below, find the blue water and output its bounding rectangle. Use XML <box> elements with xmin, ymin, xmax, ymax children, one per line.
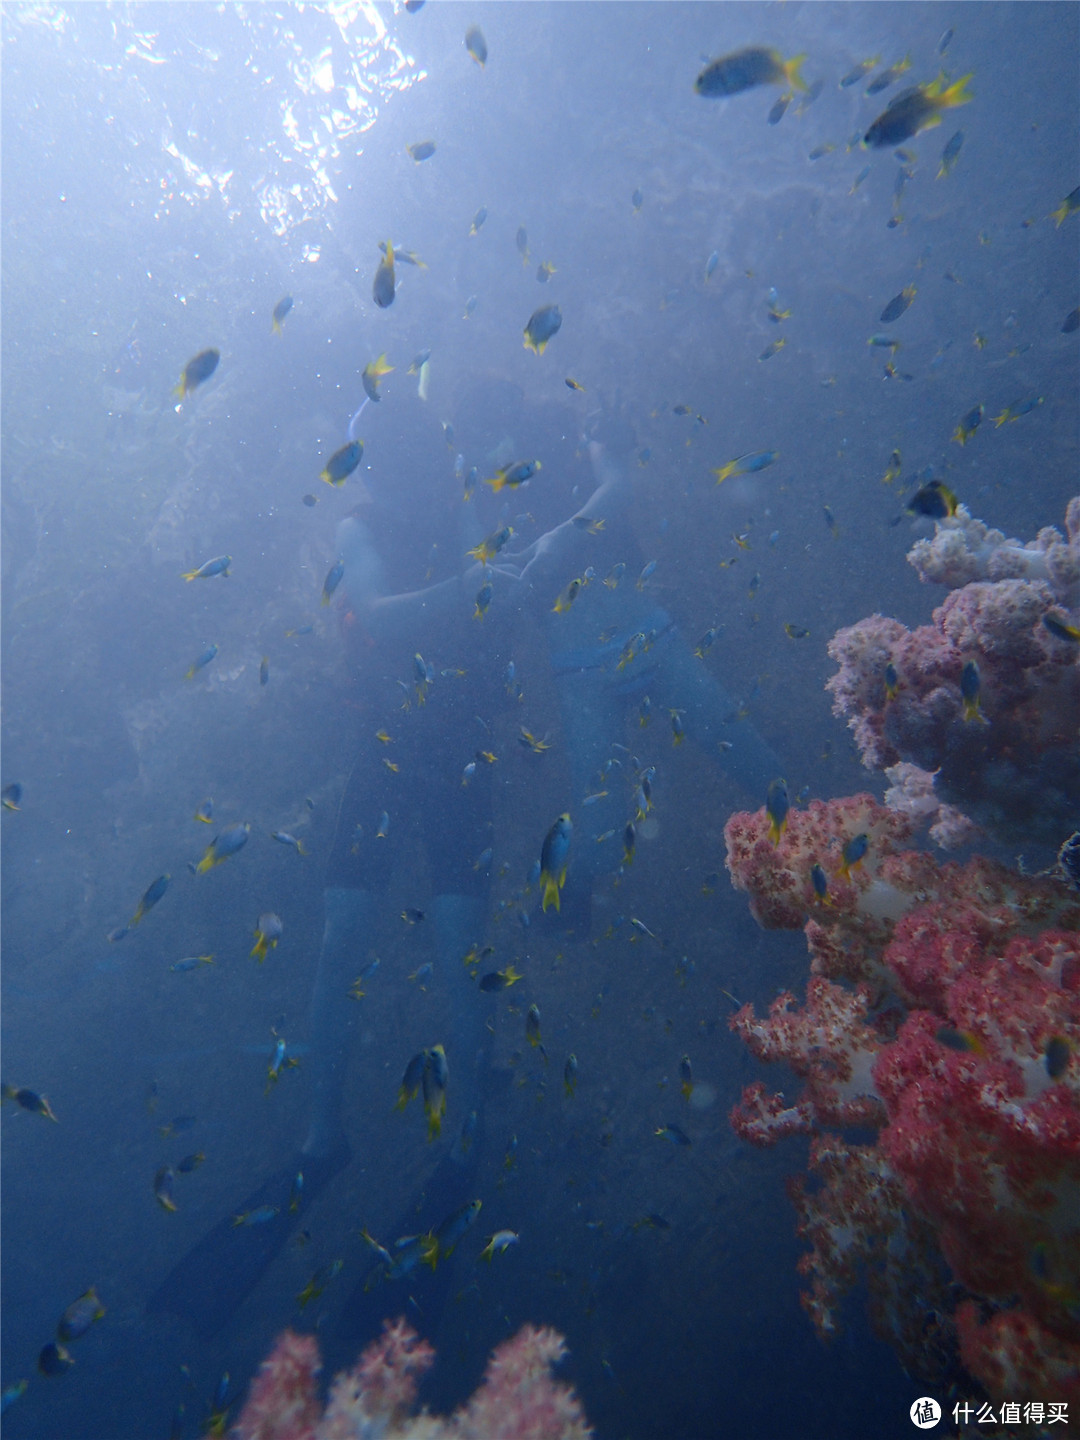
<box><xmin>2</xmin><ymin>4</ymin><xmax>1076</xmax><ymax>1437</ymax></box>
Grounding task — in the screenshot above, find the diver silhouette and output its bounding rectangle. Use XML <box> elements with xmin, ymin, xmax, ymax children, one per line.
<box><xmin>147</xmin><ymin>399</ymin><xmax>782</xmax><ymax>1347</ymax></box>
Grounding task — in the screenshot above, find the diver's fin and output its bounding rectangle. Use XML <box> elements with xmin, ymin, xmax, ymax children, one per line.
<box><xmin>146</xmin><ymin>1142</ymin><xmax>349</xmax><ymax>1338</ymax></box>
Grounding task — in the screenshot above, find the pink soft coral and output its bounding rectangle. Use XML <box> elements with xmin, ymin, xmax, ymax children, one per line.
<box><xmin>216</xmin><ymin>1320</ymin><xmax>592</xmax><ymax>1440</ymax></box>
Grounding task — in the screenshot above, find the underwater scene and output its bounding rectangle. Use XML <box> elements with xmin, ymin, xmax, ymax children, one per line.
<box><xmin>1</xmin><ymin>3</ymin><xmax>1077</xmax><ymax>1438</ymax></box>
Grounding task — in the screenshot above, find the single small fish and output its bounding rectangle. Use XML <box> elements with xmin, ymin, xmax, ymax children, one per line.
<box><xmin>468</xmin><ymin>526</ymin><xmax>514</xmax><ymax>563</ymax></box>
<box><xmin>863</xmin><ymin>73</ymin><xmax>973</xmax><ymax>149</ymax></box>
<box><xmin>704</xmin><ymin>250</ymin><xmax>720</xmax><ymax>282</ymax></box>
<box><xmin>478</xmin><ymin>965</ymin><xmax>523</xmax><ymax>992</ymax></box>
<box><xmin>1061</xmin><ymin>307</ymin><xmax>1080</xmax><ymax>334</ymax></box>
<box><xmin>993</xmin><ymin>397</ymin><xmax>1044</xmax><ymax>427</ymax></box>
<box><xmin>154</xmin><ymin>1165</ymin><xmax>178</xmax><ymax>1212</ymax></box>
<box><xmin>808</xmin><ymin>142</ymin><xmax>835</xmax><ymax>160</ymax></box>
<box><xmin>951</xmin><ymin>403</ymin><xmax>984</xmax><ymax>445</ymax></box>
<box><xmin>181</xmin><ymin>554</ymin><xmax>231</xmax><ymax>582</ymax></box>
<box><xmin>401</xmin><ymin>907</ymin><xmax>426</xmax><ymax>925</ymax></box>
<box><xmin>1050</xmin><ymin>185</ymin><xmax>1079</xmax><ymax>226</ymax></box>
<box><xmin>960</xmin><ymin>659</ymin><xmax>987</xmax><ymax>724</ymax></box>
<box><xmin>185</xmin><ymin>644</ymin><xmax>219</xmax><ymax>680</ymax></box>
<box><xmin>479</xmin><ymin>1230</ymin><xmax>520</xmax><ymax>1263</ymax></box>
<box><xmin>1045</xmin><ymin>1035</ymin><xmax>1072</xmax><ymax>1080</ymax></box>
<box><xmin>406</xmin><ymin>140</ymin><xmax>436</xmax><ymax>163</ymax></box>
<box><xmin>171</xmin><ymin>954</ymin><xmax>214</xmax><ymax>973</ymax></box>
<box><xmin>196</xmin><ymin>822</ymin><xmax>250</xmax><ymax>873</ymax></box>
<box><xmin>884</xmin><ymin>661</ymin><xmax>900</xmax><ymax>701</ymax></box>
<box><xmin>158</xmin><ymin>1114</ymin><xmax>197</xmax><ymax>1138</ymax></box>
<box><xmin>712</xmin><ymin>450</ymin><xmax>777</xmax><ymax>484</ymax></box>
<box><xmin>759</xmin><ymin>337</ymin><xmax>786</xmax><ymax>362</ymax></box>
<box><xmin>422</xmin><ymin>1045</ymin><xmax>449</xmax><ymax>1140</ymax></box>
<box><xmin>130</xmin><ymin>873</ymin><xmax>170</xmax><ymax>927</ymax></box>
<box><xmin>935</xmin><ymin>1026</ymin><xmax>985</xmax><ymax>1056</ymax></box>
<box><xmin>839</xmin><ymin>54</ymin><xmax>880</xmax><ymax>88</ymax></box>
<box><xmin>765</xmin><ymin>778</ymin><xmax>790</xmax><ymax>845</ymax></box>
<box><xmin>297</xmin><ymin>1258</ymin><xmax>343</xmax><ymax>1310</ymax></box>
<box><xmin>271</xmin><ymin>295</ymin><xmax>293</xmax><ymax>335</ymax></box>
<box><xmin>271</xmin><ymin>830</ymin><xmax>306</xmax><ymax>855</ymax></box>
<box><xmin>785</xmin><ymin>623</ymin><xmax>810</xmax><ymax>640</ymax></box>
<box><xmin>1</xmin><ymin>781</ymin><xmax>22</xmax><ymax>810</ymax></box>
<box><xmin>361</xmin><ymin>352</ymin><xmax>393</xmax><ymax>403</ymax></box>
<box><xmin>937</xmin><ymin>130</ymin><xmax>964</xmax><ymax>179</ymax></box>
<box><xmin>525</xmin><ymin>1003</ymin><xmax>542</xmax><ymax>1047</ymax></box>
<box><xmin>38</xmin><ymin>1341</ymin><xmax>75</xmax><ymax>1376</ymax></box>
<box><xmin>604</xmin><ymin>562</ymin><xmax>626</xmax><ymax>588</ymax></box>
<box><xmin>879</xmin><ymin>286</ymin><xmax>916</xmax><ymax>324</ymax></box>
<box><xmin>464</xmin><ymin>24</ymin><xmax>487</xmax><ymax>67</ymax></box>
<box><xmin>173</xmin><ymin>348</ymin><xmax>219</xmax><ymax>402</ymax></box>
<box><xmin>679</xmin><ymin>1055</ymin><xmax>694</xmax><ymax>1101</ymax></box>
<box><xmin>1</xmin><ymin>1380</ymin><xmax>28</xmax><ymax>1414</ymax></box>
<box><xmin>865</xmin><ymin>53</ymin><xmax>911</xmax><ymax>96</ymax></box>
<box><xmin>251</xmin><ymin>913</ymin><xmax>283</xmax><ymax>962</ymax></box>
<box><xmin>536</xmin><ymin>260</ymin><xmax>557</xmax><ymax>284</ymax></box>
<box><xmin>907</xmin><ymin>479</ymin><xmax>958</xmax><ymax>520</ymax></box>
<box><xmin>372</xmin><ymin>241</ymin><xmax>395</xmax><ymax>308</ymax></box>
<box><xmin>57</xmin><ymin>1287</ymin><xmax>105</xmax><ymax>1342</ymax></box>
<box><xmin>632</xmin><ymin>186</ymin><xmax>644</xmax><ymax>212</ymax></box>
<box><xmin>539</xmin><ymin>813</ymin><xmax>572</xmax><ymax>912</ymax></box>
<box><xmin>320</xmin><ymin>440</ymin><xmax>363</xmax><ymax>487</ymax></box>
<box><xmin>565</xmin><ymin>376</ymin><xmax>586</xmax><ymax>392</ymax></box>
<box><xmin>563</xmin><ymin>1054</ymin><xmax>578</xmax><ymax>1096</ymax></box>
<box><xmin>655</xmin><ymin>1123</ymin><xmax>691</xmax><ymax>1146</ymax></box>
<box><xmin>636</xmin><ymin>559</ymin><xmax>658</xmax><ymax>590</ymax></box>
<box><xmin>1043</xmin><ymin>612</ymin><xmax>1080</xmax><ymax>644</ymax></box>
<box><xmin>177</xmin><ymin>1151</ymin><xmax>205</xmax><ymax>1173</ymax></box>
<box><xmin>322</xmin><ymin>559</ymin><xmax>345</xmax><ymax>606</ymax></box>
<box><xmin>695</xmin><ymin>47</ymin><xmax>807</xmax><ymax>99</ymax></box>
<box><xmin>469</xmin><ymin>206</ymin><xmax>487</xmax><ymax>236</ymax></box>
<box><xmin>837</xmin><ymin>832</ymin><xmax>869</xmax><ymax>880</ymax></box>
<box><xmin>523</xmin><ymin>304</ymin><xmax>562</xmax><ymax>355</ymax></box>
<box><xmin>553</xmin><ymin>577</ymin><xmax>582</xmax><ymax>614</ymax></box>
<box><xmin>233</xmin><ymin>1205</ymin><xmax>280</xmax><ymax>1227</ymax></box>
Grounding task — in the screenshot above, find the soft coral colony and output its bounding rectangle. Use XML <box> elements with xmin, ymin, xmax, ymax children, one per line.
<box><xmin>724</xmin><ymin>496</ymin><xmax>1080</xmax><ymax>1406</ymax></box>
<box><xmin>206</xmin><ymin>1318</ymin><xmax>593</xmax><ymax>1440</ymax></box>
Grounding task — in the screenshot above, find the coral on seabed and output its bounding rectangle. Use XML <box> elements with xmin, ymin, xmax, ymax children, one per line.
<box><xmin>826</xmin><ymin>497</ymin><xmax>1080</xmax><ymax>848</ymax></box>
<box><xmin>211</xmin><ymin>1318</ymin><xmax>593</xmax><ymax>1440</ymax></box>
<box><xmin>724</xmin><ymin>795</ymin><xmax>1080</xmax><ymax>1400</ymax></box>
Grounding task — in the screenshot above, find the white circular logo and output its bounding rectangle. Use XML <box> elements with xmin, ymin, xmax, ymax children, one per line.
<box><xmin>910</xmin><ymin>1398</ymin><xmax>942</xmax><ymax>1428</ymax></box>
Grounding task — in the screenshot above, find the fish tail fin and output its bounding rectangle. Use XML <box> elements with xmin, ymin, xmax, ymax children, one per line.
<box><xmin>195</xmin><ymin>853</ymin><xmax>214</xmax><ymax>875</ymax></box>
<box><xmin>784</xmin><ymin>53</ymin><xmax>809</xmax><ymax>92</ymax></box>
<box><xmin>713</xmin><ymin>463</ymin><xmax>734</xmax><ymax>484</ymax></box>
<box><xmin>484</xmin><ymin>476</ymin><xmax>505</xmax><ymax>492</ymax></box>
<box><xmin>296</xmin><ymin>842</ymin><xmax>307</xmax><ymax>856</ymax></box>
<box><xmin>940</xmin><ymin>72</ymin><xmax>974</xmax><ymax>110</ymax></box>
<box><xmin>541</xmin><ymin>872</ymin><xmax>561</xmax><ymax>913</ymax></box>
<box><xmin>272</xmin><ymin>319</ymin><xmax>282</xmax><ymax>336</ymax></box>
<box><xmin>250</xmin><ymin>936</ymin><xmax>268</xmax><ymax>962</ymax></box>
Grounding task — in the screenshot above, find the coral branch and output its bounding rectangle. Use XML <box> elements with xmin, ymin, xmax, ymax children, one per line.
<box><xmin>214</xmin><ymin>1320</ymin><xmax>592</xmax><ymax>1440</ymax></box>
